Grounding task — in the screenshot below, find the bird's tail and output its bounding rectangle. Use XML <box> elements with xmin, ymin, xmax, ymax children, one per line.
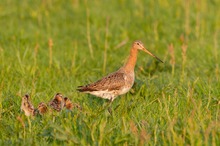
<box><xmin>76</xmin><ymin>86</ymin><xmax>86</xmax><ymax>92</ymax></box>
<box><xmin>77</xmin><ymin>86</ymin><xmax>96</xmax><ymax>92</ymax></box>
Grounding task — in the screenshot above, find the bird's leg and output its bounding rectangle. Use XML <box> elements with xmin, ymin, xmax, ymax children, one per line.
<box><xmin>99</xmin><ymin>97</ymin><xmax>114</xmax><ymax>114</ymax></box>
<box><xmin>107</xmin><ymin>97</ymin><xmax>114</xmax><ymax>115</ymax></box>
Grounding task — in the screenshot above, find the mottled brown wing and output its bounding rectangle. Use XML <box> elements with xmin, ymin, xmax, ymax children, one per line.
<box><xmin>77</xmin><ymin>72</ymin><xmax>125</xmax><ymax>92</ymax></box>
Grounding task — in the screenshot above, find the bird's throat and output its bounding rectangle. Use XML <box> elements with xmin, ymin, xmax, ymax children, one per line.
<box><xmin>124</xmin><ymin>48</ymin><xmax>138</xmax><ymax>72</ymax></box>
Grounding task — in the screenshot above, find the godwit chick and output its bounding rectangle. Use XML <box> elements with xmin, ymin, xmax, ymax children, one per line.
<box><xmin>64</xmin><ymin>97</ymin><xmax>82</xmax><ymax>110</ymax></box>
<box><xmin>21</xmin><ymin>94</ymin><xmax>35</xmax><ymax>116</ymax></box>
<box><xmin>77</xmin><ymin>41</ymin><xmax>163</xmax><ymax>101</ymax></box>
<box><xmin>49</xmin><ymin>93</ymin><xmax>64</xmax><ymax>112</ymax></box>
<box><xmin>35</xmin><ymin>102</ymin><xmax>48</xmax><ymax>115</ymax></box>
<box><xmin>63</xmin><ymin>97</ymin><xmax>73</xmax><ymax>110</ymax></box>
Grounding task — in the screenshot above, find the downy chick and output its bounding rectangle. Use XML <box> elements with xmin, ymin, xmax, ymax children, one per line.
<box><xmin>49</xmin><ymin>93</ymin><xmax>64</xmax><ymax>112</ymax></box>
<box><xmin>21</xmin><ymin>94</ymin><xmax>35</xmax><ymax>116</ymax></box>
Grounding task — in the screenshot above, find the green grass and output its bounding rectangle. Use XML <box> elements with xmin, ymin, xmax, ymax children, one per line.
<box><xmin>0</xmin><ymin>0</ymin><xmax>220</xmax><ymax>145</ymax></box>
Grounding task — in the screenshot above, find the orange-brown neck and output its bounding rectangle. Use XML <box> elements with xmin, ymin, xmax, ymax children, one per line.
<box><xmin>123</xmin><ymin>48</ymin><xmax>138</xmax><ymax>72</ymax></box>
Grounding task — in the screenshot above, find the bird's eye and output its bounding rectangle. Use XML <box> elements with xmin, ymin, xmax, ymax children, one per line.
<box><xmin>137</xmin><ymin>43</ymin><xmax>139</xmax><ymax>45</ymax></box>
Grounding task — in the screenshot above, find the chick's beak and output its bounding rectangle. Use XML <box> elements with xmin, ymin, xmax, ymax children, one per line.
<box><xmin>142</xmin><ymin>47</ymin><xmax>163</xmax><ymax>63</ymax></box>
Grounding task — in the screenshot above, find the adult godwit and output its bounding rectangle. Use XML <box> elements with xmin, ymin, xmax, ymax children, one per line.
<box><xmin>77</xmin><ymin>41</ymin><xmax>163</xmax><ymax>102</ymax></box>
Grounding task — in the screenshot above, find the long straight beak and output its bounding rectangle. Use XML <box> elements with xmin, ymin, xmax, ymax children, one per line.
<box><xmin>142</xmin><ymin>47</ymin><xmax>163</xmax><ymax>63</ymax></box>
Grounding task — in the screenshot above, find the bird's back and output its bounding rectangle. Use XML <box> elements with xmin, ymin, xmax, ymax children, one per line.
<box><xmin>77</xmin><ymin>70</ymin><xmax>125</xmax><ymax>92</ymax></box>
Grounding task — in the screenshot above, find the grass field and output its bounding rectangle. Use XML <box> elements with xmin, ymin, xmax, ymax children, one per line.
<box><xmin>0</xmin><ymin>0</ymin><xmax>220</xmax><ymax>145</ymax></box>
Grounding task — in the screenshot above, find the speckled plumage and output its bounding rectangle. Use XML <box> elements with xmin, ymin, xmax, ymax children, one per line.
<box><xmin>49</xmin><ymin>93</ymin><xmax>64</xmax><ymax>112</ymax></box>
<box><xmin>36</xmin><ymin>102</ymin><xmax>48</xmax><ymax>115</ymax></box>
<box><xmin>78</xmin><ymin>70</ymin><xmax>134</xmax><ymax>101</ymax></box>
<box><xmin>64</xmin><ymin>97</ymin><xmax>82</xmax><ymax>110</ymax></box>
<box><xmin>77</xmin><ymin>41</ymin><xmax>163</xmax><ymax>101</ymax></box>
<box><xmin>21</xmin><ymin>94</ymin><xmax>35</xmax><ymax>116</ymax></box>
<box><xmin>63</xmin><ymin>97</ymin><xmax>73</xmax><ymax>110</ymax></box>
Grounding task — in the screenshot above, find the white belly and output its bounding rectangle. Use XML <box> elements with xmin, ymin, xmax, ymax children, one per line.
<box><xmin>118</xmin><ymin>86</ymin><xmax>132</xmax><ymax>95</ymax></box>
<box><xmin>88</xmin><ymin>86</ymin><xmax>131</xmax><ymax>101</ymax></box>
<box><xmin>90</xmin><ymin>90</ymin><xmax>115</xmax><ymax>100</ymax></box>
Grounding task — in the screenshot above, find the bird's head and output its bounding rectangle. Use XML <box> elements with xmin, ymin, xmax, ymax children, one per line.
<box><xmin>23</xmin><ymin>94</ymin><xmax>30</xmax><ymax>101</ymax></box>
<box><xmin>132</xmin><ymin>40</ymin><xmax>163</xmax><ymax>63</ymax></box>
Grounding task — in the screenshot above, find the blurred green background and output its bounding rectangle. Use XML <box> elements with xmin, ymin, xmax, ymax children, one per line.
<box><xmin>0</xmin><ymin>0</ymin><xmax>219</xmax><ymax>145</ymax></box>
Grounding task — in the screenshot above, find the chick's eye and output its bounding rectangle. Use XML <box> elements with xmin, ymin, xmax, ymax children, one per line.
<box><xmin>137</xmin><ymin>43</ymin><xmax>139</xmax><ymax>45</ymax></box>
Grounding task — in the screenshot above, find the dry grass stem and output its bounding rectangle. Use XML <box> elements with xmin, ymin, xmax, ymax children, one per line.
<box><xmin>86</xmin><ymin>6</ymin><xmax>94</xmax><ymax>59</ymax></box>
<box><xmin>168</xmin><ymin>43</ymin><xmax>175</xmax><ymax>76</ymax></box>
<box><xmin>103</xmin><ymin>16</ymin><xmax>109</xmax><ymax>74</ymax></box>
<box><xmin>48</xmin><ymin>38</ymin><xmax>53</xmax><ymax>67</ymax></box>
